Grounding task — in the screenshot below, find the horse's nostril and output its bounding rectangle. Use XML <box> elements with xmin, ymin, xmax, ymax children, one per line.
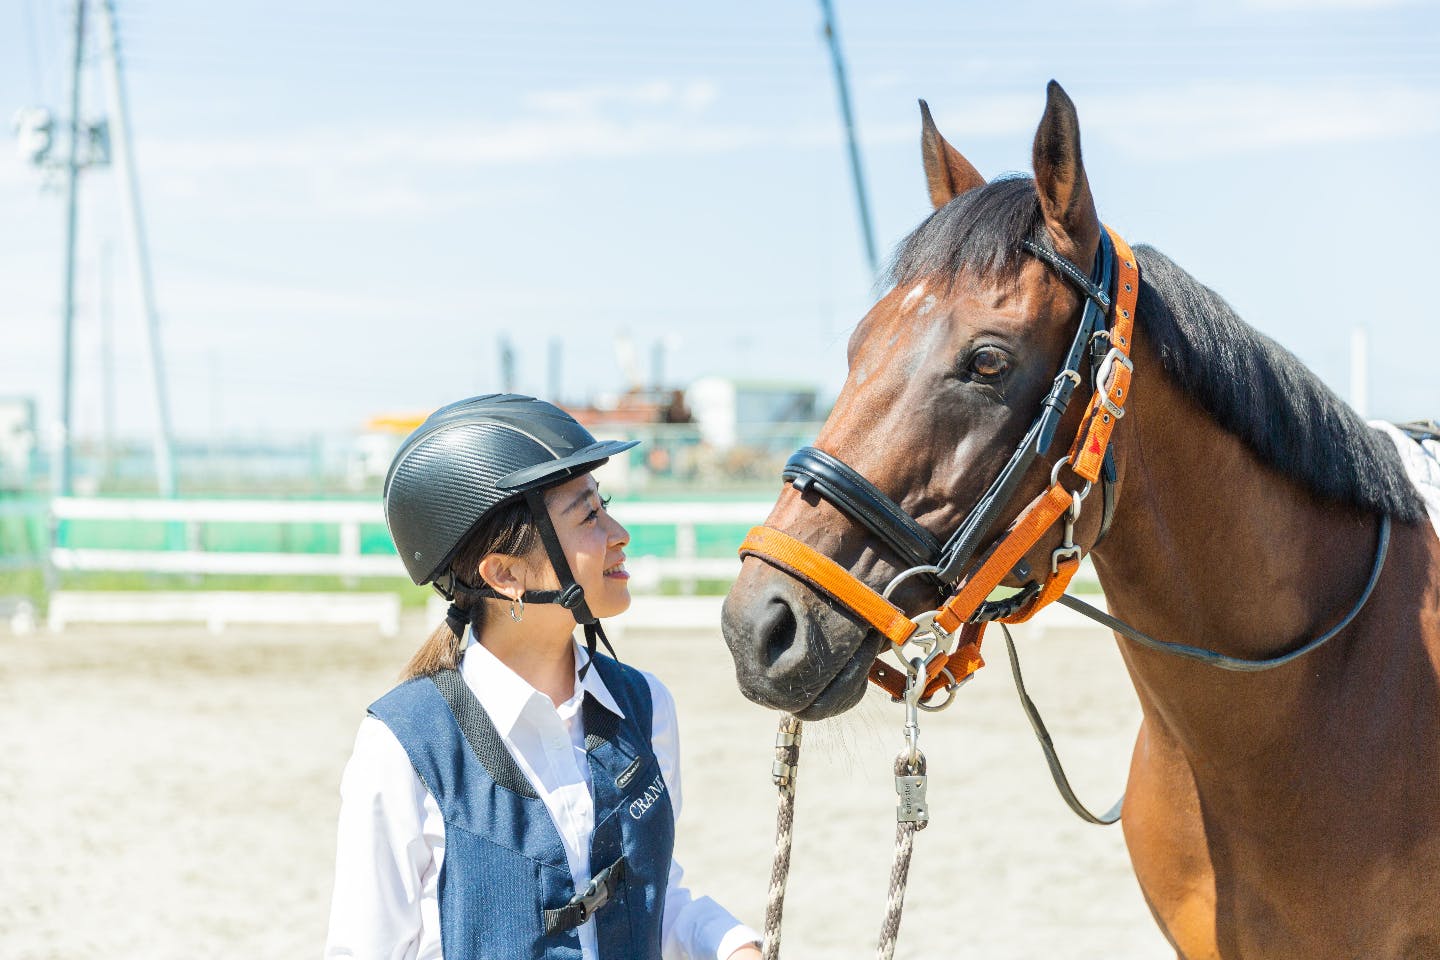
<box><xmin>760</xmin><ymin>599</ymin><xmax>798</xmax><ymax>670</ymax></box>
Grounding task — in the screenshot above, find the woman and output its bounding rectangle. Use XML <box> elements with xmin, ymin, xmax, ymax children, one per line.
<box><xmin>324</xmin><ymin>394</ymin><xmax>762</xmax><ymax>960</ymax></box>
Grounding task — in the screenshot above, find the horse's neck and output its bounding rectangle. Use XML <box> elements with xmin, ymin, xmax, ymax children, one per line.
<box><xmin>1088</xmin><ymin>334</ymin><xmax>1385</xmax><ymax>751</ymax></box>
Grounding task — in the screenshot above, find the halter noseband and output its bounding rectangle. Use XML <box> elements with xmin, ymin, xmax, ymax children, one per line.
<box><xmin>739</xmin><ymin>225</ymin><xmax>1141</xmax><ymax>704</ymax></box>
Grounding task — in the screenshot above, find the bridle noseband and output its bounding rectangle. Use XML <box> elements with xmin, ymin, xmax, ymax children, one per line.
<box><xmin>740</xmin><ymin>225</ymin><xmax>1142</xmax><ymax>703</ymax></box>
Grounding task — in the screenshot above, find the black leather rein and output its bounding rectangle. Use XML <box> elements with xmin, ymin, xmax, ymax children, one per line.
<box><xmin>784</xmin><ymin>229</ymin><xmax>1119</xmax><ymax>600</ymax></box>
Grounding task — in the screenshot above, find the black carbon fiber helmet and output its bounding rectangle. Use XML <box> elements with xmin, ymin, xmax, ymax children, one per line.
<box><xmin>384</xmin><ymin>394</ymin><xmax>637</xmax><ymax>592</ymax></box>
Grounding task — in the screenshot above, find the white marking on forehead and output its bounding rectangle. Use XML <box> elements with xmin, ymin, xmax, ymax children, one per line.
<box><xmin>900</xmin><ymin>282</ymin><xmax>926</xmax><ymax>309</ymax></box>
<box><xmin>915</xmin><ymin>294</ymin><xmax>938</xmax><ymax>318</ymax></box>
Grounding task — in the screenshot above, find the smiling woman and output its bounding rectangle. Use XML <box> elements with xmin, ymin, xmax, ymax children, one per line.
<box><xmin>323</xmin><ymin>394</ymin><xmax>761</xmax><ymax>960</ymax></box>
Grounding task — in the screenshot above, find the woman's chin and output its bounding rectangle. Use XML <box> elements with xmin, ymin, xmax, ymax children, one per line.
<box><xmin>589</xmin><ymin>581</ymin><xmax>632</xmax><ymax>621</ymax></box>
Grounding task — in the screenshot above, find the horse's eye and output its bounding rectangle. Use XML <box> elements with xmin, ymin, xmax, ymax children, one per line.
<box><xmin>968</xmin><ymin>347</ymin><xmax>1010</xmax><ymax>381</ymax></box>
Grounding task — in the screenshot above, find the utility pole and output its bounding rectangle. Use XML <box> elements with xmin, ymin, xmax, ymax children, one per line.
<box><xmin>57</xmin><ymin>0</ymin><xmax>87</xmax><ymax>500</ymax></box>
<box><xmin>547</xmin><ymin>338</ymin><xmax>562</xmax><ymax>404</ymax></box>
<box><xmin>96</xmin><ymin>0</ymin><xmax>177</xmax><ymax>497</ymax></box>
<box><xmin>817</xmin><ymin>0</ymin><xmax>879</xmax><ymax>279</ymax></box>
<box><xmin>499</xmin><ymin>337</ymin><xmax>517</xmax><ymax>393</ymax></box>
<box><xmin>99</xmin><ymin>241</ymin><xmax>116</xmax><ymax>483</ymax></box>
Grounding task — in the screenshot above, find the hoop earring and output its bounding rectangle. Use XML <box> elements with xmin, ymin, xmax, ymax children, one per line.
<box><xmin>509</xmin><ymin>596</ymin><xmax>525</xmax><ymax>623</ymax></box>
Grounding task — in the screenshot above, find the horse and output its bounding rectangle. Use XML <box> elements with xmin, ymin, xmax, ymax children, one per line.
<box><xmin>720</xmin><ymin>81</ymin><xmax>1440</xmax><ymax>959</ymax></box>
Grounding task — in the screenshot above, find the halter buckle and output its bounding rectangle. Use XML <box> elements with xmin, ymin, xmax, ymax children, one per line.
<box><xmin>1095</xmin><ymin>347</ymin><xmax>1134</xmax><ymax>420</ymax></box>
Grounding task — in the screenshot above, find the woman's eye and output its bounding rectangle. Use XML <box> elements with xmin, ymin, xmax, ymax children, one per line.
<box><xmin>967</xmin><ymin>347</ymin><xmax>1010</xmax><ymax>381</ymax></box>
<box><xmin>584</xmin><ymin>496</ymin><xmax>612</xmax><ymax>523</ymax></box>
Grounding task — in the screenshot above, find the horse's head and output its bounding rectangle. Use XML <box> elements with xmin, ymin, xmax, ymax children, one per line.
<box><xmin>722</xmin><ymin>82</ymin><xmax>1115</xmax><ymax>719</ymax></box>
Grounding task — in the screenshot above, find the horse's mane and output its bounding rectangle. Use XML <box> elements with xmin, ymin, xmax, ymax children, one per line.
<box><xmin>887</xmin><ymin>176</ymin><xmax>1426</xmax><ymax>523</ymax></box>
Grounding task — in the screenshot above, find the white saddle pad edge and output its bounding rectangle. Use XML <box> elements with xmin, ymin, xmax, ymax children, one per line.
<box><xmin>1371</xmin><ymin>420</ymin><xmax>1440</xmax><ymax>538</ymax></box>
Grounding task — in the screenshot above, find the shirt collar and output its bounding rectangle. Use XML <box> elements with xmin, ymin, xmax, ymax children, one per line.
<box><xmin>460</xmin><ymin>633</ymin><xmax>625</xmax><ymax>737</ymax></box>
<box><xmin>575</xmin><ymin>644</ymin><xmax>626</xmax><ymax>720</ymax></box>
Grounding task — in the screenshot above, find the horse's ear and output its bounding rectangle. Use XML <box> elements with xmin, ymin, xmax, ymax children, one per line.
<box><xmin>1031</xmin><ymin>81</ymin><xmax>1100</xmax><ymax>266</ymax></box>
<box><xmin>920</xmin><ymin>99</ymin><xmax>985</xmax><ymax>209</ymax></box>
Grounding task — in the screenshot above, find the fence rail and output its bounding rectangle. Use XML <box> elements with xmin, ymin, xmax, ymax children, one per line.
<box><xmin>45</xmin><ymin>496</ymin><xmax>773</xmax><ymax>588</ymax></box>
<box><xmin>19</xmin><ymin>497</ymin><xmax>1099</xmax><ymax>623</ymax></box>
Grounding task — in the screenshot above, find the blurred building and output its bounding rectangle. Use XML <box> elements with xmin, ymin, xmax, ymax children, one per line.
<box><xmin>685</xmin><ymin>378</ymin><xmax>817</xmax><ymax>451</ymax></box>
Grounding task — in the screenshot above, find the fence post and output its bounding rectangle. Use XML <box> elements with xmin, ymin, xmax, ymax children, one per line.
<box><xmin>675</xmin><ymin>519</ymin><xmax>697</xmax><ymax>596</ymax></box>
<box><xmin>339</xmin><ymin>520</ymin><xmax>361</xmax><ymax>589</ymax></box>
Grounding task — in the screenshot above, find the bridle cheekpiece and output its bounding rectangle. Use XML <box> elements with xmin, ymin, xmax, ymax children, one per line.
<box><xmin>738</xmin><ymin>225</ymin><xmax>1141</xmax><ymax>706</ymax></box>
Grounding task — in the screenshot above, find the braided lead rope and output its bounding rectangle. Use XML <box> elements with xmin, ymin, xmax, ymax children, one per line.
<box><xmin>877</xmin><ymin>752</ymin><xmax>927</xmax><ymax>960</ymax></box>
<box><xmin>762</xmin><ymin>715</ymin><xmax>802</xmax><ymax>960</ymax></box>
<box><xmin>762</xmin><ymin>715</ymin><xmax>928</xmax><ymax>960</ymax></box>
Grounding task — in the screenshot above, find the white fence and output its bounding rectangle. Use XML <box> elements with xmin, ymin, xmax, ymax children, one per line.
<box><xmin>46</xmin><ymin>496</ymin><xmax>772</xmax><ymax>588</ymax></box>
<box><xmin>34</xmin><ymin>496</ymin><xmax>1097</xmax><ymax>632</ymax></box>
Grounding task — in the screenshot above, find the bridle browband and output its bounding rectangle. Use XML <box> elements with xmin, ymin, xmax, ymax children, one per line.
<box><xmin>737</xmin><ymin>224</ymin><xmax>1391</xmax><ymax>721</ymax></box>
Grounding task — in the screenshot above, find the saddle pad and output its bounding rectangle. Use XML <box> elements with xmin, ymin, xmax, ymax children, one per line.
<box><xmin>1371</xmin><ymin>420</ymin><xmax>1440</xmax><ymax>537</ymax></box>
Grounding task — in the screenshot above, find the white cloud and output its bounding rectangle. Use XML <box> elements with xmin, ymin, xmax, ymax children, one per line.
<box><xmin>1081</xmin><ymin>80</ymin><xmax>1440</xmax><ymax>160</ymax></box>
<box><xmin>1245</xmin><ymin>0</ymin><xmax>1416</xmax><ymax>9</ymax></box>
<box><xmin>524</xmin><ymin>79</ymin><xmax>719</xmax><ymax>115</ymax></box>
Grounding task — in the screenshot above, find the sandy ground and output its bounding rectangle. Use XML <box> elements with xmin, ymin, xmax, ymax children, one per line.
<box><xmin>0</xmin><ymin>599</ymin><xmax>1172</xmax><ymax>959</ymax></box>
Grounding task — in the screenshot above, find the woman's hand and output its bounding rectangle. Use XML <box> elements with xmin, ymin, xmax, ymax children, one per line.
<box><xmin>726</xmin><ymin>945</ymin><xmax>763</xmax><ymax>960</ymax></box>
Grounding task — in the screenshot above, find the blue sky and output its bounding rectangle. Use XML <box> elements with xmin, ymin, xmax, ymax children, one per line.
<box><xmin>2</xmin><ymin>0</ymin><xmax>1437</xmax><ymax>441</ymax></box>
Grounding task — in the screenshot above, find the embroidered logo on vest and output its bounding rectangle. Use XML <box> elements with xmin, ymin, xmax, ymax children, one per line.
<box><xmin>616</xmin><ymin>757</ymin><xmax>643</xmax><ymax>789</ymax></box>
<box><xmin>628</xmin><ymin>773</ymin><xmax>666</xmax><ymax>820</ymax></box>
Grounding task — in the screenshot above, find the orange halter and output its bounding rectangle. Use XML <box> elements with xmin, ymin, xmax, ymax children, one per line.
<box><xmin>738</xmin><ymin>226</ymin><xmax>1140</xmax><ymax>704</ymax></box>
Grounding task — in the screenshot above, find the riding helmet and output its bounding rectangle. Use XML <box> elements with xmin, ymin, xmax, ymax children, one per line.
<box><xmin>383</xmin><ymin>393</ymin><xmax>638</xmax><ymax>606</ymax></box>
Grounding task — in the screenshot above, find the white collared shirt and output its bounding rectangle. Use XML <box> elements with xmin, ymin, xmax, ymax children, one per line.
<box><xmin>324</xmin><ymin>637</ymin><xmax>760</xmax><ymax>960</ymax></box>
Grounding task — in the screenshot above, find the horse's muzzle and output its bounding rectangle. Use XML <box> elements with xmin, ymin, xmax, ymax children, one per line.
<box><xmin>720</xmin><ymin>567</ymin><xmax>874</xmax><ymax>719</ymax></box>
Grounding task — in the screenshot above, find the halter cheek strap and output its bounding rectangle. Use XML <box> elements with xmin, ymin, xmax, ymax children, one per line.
<box><xmin>738</xmin><ymin>226</ymin><xmax>1141</xmax><ymax>703</ymax></box>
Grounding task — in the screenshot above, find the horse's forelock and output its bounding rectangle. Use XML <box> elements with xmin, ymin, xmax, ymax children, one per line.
<box><xmin>886</xmin><ymin>175</ymin><xmax>1047</xmax><ymax>292</ymax></box>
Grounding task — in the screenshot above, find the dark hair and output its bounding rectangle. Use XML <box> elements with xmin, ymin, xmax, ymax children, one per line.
<box><xmin>400</xmin><ymin>497</ymin><xmax>540</xmax><ymax>680</ymax></box>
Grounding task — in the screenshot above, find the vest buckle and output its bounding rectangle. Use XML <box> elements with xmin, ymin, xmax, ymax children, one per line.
<box><xmin>576</xmin><ymin>857</ymin><xmax>626</xmax><ymax>922</ymax></box>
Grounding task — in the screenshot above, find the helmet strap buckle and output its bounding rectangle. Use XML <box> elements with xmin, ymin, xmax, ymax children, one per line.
<box><xmin>556</xmin><ymin>583</ymin><xmax>586</xmax><ymax>611</ymax></box>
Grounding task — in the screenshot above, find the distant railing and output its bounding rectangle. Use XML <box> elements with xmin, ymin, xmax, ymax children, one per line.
<box><xmin>39</xmin><ymin>496</ymin><xmax>1099</xmax><ymax>596</ymax></box>
<box><xmin>47</xmin><ymin>497</ymin><xmax>772</xmax><ymax>590</ymax></box>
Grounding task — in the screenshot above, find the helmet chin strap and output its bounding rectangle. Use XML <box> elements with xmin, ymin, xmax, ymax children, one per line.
<box><xmin>520</xmin><ymin>488</ymin><xmax>616</xmax><ymax>679</ymax></box>
<box><xmin>438</xmin><ymin>487</ymin><xmax>619</xmax><ymax>679</ymax></box>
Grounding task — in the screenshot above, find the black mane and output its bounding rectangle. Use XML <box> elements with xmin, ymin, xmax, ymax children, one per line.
<box><xmin>887</xmin><ymin>177</ymin><xmax>1425</xmax><ymax>523</ymax></box>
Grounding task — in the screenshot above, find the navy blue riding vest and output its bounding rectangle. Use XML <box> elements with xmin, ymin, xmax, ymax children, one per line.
<box><xmin>368</xmin><ymin>653</ymin><xmax>675</xmax><ymax>959</ymax></box>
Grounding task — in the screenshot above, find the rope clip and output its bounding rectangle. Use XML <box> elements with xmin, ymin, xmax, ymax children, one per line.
<box><xmin>896</xmin><ymin>673</ymin><xmax>930</xmax><ymax>825</ymax></box>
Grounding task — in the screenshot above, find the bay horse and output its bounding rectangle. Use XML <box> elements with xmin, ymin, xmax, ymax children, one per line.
<box><xmin>721</xmin><ymin>81</ymin><xmax>1440</xmax><ymax>958</ymax></box>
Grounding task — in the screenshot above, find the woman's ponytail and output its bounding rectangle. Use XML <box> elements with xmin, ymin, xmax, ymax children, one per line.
<box><xmin>398</xmin><ymin>498</ymin><xmax>538</xmax><ymax>680</ymax></box>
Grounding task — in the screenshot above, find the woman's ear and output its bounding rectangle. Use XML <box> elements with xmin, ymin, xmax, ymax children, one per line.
<box><xmin>476</xmin><ymin>552</ymin><xmax>528</xmax><ymax>600</ymax></box>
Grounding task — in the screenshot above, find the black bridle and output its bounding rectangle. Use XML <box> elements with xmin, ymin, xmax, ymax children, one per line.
<box><xmin>784</xmin><ymin>228</ymin><xmax>1120</xmax><ymax>601</ymax></box>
